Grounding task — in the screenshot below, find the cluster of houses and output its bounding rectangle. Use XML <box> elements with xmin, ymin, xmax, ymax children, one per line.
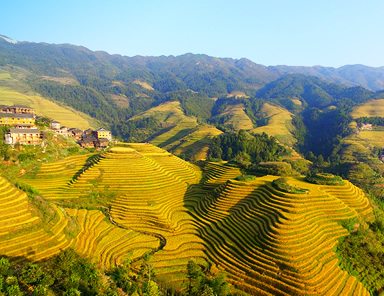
<box><xmin>359</xmin><ymin>123</ymin><xmax>373</xmax><ymax>131</ymax></box>
<box><xmin>1</xmin><ymin>104</ymin><xmax>112</xmax><ymax>149</ymax></box>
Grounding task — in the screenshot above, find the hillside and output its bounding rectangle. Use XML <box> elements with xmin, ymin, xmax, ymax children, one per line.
<box><xmin>2</xmin><ymin>37</ymin><xmax>384</xmax><ymax>163</ymax></box>
<box><xmin>0</xmin><ymin>144</ymin><xmax>368</xmax><ymax>294</ymax></box>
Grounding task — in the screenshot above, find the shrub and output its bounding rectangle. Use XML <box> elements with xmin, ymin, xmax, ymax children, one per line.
<box><xmin>235</xmin><ymin>175</ymin><xmax>256</xmax><ymax>182</ymax></box>
<box><xmin>251</xmin><ymin>161</ymin><xmax>293</xmax><ymax>176</ymax></box>
<box><xmin>272</xmin><ymin>177</ymin><xmax>308</xmax><ymax>194</ymax></box>
<box><xmin>306</xmin><ymin>172</ymin><xmax>344</xmax><ymax>185</ymax></box>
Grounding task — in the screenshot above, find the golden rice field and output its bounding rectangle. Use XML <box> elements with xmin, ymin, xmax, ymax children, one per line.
<box><xmin>0</xmin><ymin>177</ymin><xmax>73</xmax><ymax>261</ymax></box>
<box><xmin>351</xmin><ymin>99</ymin><xmax>384</xmax><ymax>119</ymax></box>
<box><xmin>65</xmin><ymin>208</ymin><xmax>159</xmax><ymax>269</ymax></box>
<box><xmin>0</xmin><ymin>86</ymin><xmax>96</xmax><ymax>129</ymax></box>
<box><xmin>3</xmin><ymin>144</ymin><xmax>372</xmax><ymax>294</ymax></box>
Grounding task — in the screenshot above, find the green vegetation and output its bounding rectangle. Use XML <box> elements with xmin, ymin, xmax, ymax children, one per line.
<box><xmin>272</xmin><ymin>177</ymin><xmax>308</xmax><ymax>194</ymax></box>
<box><xmin>356</xmin><ymin>116</ymin><xmax>384</xmax><ymax>126</ymax></box>
<box><xmin>306</xmin><ymin>172</ymin><xmax>344</xmax><ymax>185</ymax></box>
<box><xmin>208</xmin><ymin>130</ymin><xmax>289</xmax><ymax>168</ymax></box>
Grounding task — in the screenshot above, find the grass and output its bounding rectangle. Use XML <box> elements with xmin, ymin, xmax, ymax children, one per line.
<box><xmin>0</xmin><ymin>86</ymin><xmax>97</xmax><ymax>129</ymax></box>
<box><xmin>252</xmin><ymin>103</ymin><xmax>296</xmax><ymax>146</ymax></box>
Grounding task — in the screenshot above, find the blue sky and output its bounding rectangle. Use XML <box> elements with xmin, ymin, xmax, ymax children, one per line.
<box><xmin>1</xmin><ymin>0</ymin><xmax>384</xmax><ymax>67</ymax></box>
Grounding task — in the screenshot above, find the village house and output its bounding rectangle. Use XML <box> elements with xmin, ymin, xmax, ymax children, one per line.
<box><xmin>78</xmin><ymin>137</ymin><xmax>97</xmax><ymax>148</ymax></box>
<box><xmin>68</xmin><ymin>128</ymin><xmax>83</xmax><ymax>140</ymax></box>
<box><xmin>360</xmin><ymin>123</ymin><xmax>373</xmax><ymax>131</ymax></box>
<box><xmin>0</xmin><ymin>104</ymin><xmax>34</xmax><ymax>114</ymax></box>
<box><xmin>50</xmin><ymin>120</ymin><xmax>60</xmax><ymax>130</ymax></box>
<box><xmin>94</xmin><ymin>128</ymin><xmax>112</xmax><ymax>141</ymax></box>
<box><xmin>0</xmin><ymin>112</ymin><xmax>35</xmax><ymax>127</ymax></box>
<box><xmin>5</xmin><ymin>128</ymin><xmax>42</xmax><ymax>145</ymax></box>
<box><xmin>95</xmin><ymin>138</ymin><xmax>109</xmax><ymax>149</ymax></box>
<box><xmin>56</xmin><ymin>126</ymin><xmax>69</xmax><ymax>136</ymax></box>
<box><xmin>78</xmin><ymin>128</ymin><xmax>112</xmax><ymax>149</ymax></box>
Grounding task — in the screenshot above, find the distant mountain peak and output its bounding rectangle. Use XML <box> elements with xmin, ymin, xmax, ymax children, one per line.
<box><xmin>0</xmin><ymin>34</ymin><xmax>17</xmax><ymax>44</ymax></box>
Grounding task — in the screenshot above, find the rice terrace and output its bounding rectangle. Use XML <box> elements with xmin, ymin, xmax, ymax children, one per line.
<box><xmin>0</xmin><ymin>143</ymin><xmax>373</xmax><ymax>295</ymax></box>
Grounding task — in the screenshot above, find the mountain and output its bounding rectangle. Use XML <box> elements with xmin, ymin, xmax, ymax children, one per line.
<box><xmin>271</xmin><ymin>64</ymin><xmax>384</xmax><ymax>91</ymax></box>
<box><xmin>2</xmin><ymin>36</ymin><xmax>384</xmax><ymax>161</ymax></box>
<box><xmin>0</xmin><ymin>34</ymin><xmax>17</xmax><ymax>44</ymax></box>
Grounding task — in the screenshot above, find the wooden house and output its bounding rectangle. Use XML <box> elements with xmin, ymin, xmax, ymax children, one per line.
<box><xmin>5</xmin><ymin>128</ymin><xmax>41</xmax><ymax>145</ymax></box>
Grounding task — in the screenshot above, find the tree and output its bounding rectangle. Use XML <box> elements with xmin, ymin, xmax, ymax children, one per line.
<box><xmin>187</xmin><ymin>260</ymin><xmax>203</xmax><ymax>295</ymax></box>
<box><xmin>143</xmin><ymin>280</ymin><xmax>162</xmax><ymax>296</ymax></box>
<box><xmin>138</xmin><ymin>254</ymin><xmax>155</xmax><ymax>283</ymax></box>
<box><xmin>20</xmin><ymin>263</ymin><xmax>45</xmax><ymax>286</ymax></box>
<box><xmin>0</xmin><ymin>258</ymin><xmax>10</xmax><ymax>277</ymax></box>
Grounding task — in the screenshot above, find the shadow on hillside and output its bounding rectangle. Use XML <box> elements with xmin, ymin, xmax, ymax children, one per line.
<box><xmin>183</xmin><ymin>180</ymin><xmax>302</xmax><ymax>294</ymax></box>
<box><xmin>158</xmin><ymin>127</ymin><xmax>197</xmax><ymax>148</ymax></box>
<box><xmin>145</xmin><ymin>125</ymin><xmax>176</xmax><ymax>142</ymax></box>
<box><xmin>70</xmin><ymin>153</ymin><xmax>101</xmax><ymax>183</ymax></box>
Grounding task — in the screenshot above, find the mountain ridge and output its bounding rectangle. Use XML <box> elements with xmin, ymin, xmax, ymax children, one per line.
<box><xmin>1</xmin><ymin>35</ymin><xmax>384</xmax><ymax>91</ymax></box>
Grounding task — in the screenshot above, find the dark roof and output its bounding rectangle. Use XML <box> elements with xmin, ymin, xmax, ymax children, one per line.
<box><xmin>0</xmin><ymin>112</ymin><xmax>34</xmax><ymax>118</ymax></box>
<box><xmin>99</xmin><ymin>138</ymin><xmax>109</xmax><ymax>142</ymax></box>
<box><xmin>11</xmin><ymin>105</ymin><xmax>33</xmax><ymax>109</ymax></box>
<box><xmin>10</xmin><ymin>128</ymin><xmax>40</xmax><ymax>134</ymax></box>
<box><xmin>69</xmin><ymin>128</ymin><xmax>82</xmax><ymax>133</ymax></box>
<box><xmin>95</xmin><ymin>128</ymin><xmax>110</xmax><ymax>132</ymax></box>
<box><xmin>81</xmin><ymin>136</ymin><xmax>98</xmax><ymax>144</ymax></box>
<box><xmin>51</xmin><ymin>120</ymin><xmax>60</xmax><ymax>123</ymax></box>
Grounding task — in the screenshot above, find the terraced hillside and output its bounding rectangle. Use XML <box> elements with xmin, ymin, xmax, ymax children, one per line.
<box><xmin>218</xmin><ymin>103</ymin><xmax>254</xmax><ymax>130</ymax></box>
<box><xmin>0</xmin><ymin>176</ymin><xmax>73</xmax><ymax>262</ymax></box>
<box><xmin>65</xmin><ymin>208</ymin><xmax>159</xmax><ymax>269</ymax></box>
<box><xmin>0</xmin><ymin>86</ymin><xmax>96</xmax><ymax>129</ymax></box>
<box><xmin>16</xmin><ymin>145</ymin><xmax>374</xmax><ymax>294</ymax></box>
<box><xmin>187</xmin><ymin>173</ymin><xmax>373</xmax><ymax>295</ymax></box>
<box><xmin>129</xmin><ymin>101</ymin><xmax>222</xmax><ymax>159</ymax></box>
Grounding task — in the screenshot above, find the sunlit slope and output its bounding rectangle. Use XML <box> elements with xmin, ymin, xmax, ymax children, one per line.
<box><xmin>340</xmin><ymin>99</ymin><xmax>384</xmax><ymax>160</ymax></box>
<box><xmin>23</xmin><ymin>153</ymin><xmax>99</xmax><ymax>199</ymax></box>
<box><xmin>0</xmin><ymin>177</ymin><xmax>73</xmax><ymax>261</ymax></box>
<box><xmin>104</xmin><ymin>144</ymin><xmax>207</xmax><ymax>283</ymax></box>
<box><xmin>252</xmin><ymin>103</ymin><xmax>296</xmax><ymax>146</ymax></box>
<box><xmin>65</xmin><ymin>208</ymin><xmax>159</xmax><ymax>269</ymax></box>
<box><xmin>18</xmin><ymin>146</ymin><xmax>373</xmax><ymax>293</ymax></box>
<box><xmin>351</xmin><ymin>99</ymin><xmax>384</xmax><ymax>119</ymax></box>
<box><xmin>24</xmin><ymin>144</ymin><xmax>207</xmax><ymax>284</ymax></box>
<box><xmin>188</xmin><ymin>169</ymin><xmax>372</xmax><ymax>295</ymax></box>
<box><xmin>0</xmin><ymin>86</ymin><xmax>96</xmax><ymax>129</ymax></box>
<box><xmin>131</xmin><ymin>101</ymin><xmax>198</xmax><ymax>147</ymax></box>
<box><xmin>219</xmin><ymin>103</ymin><xmax>254</xmax><ymax>130</ymax></box>
<box><xmin>171</xmin><ymin>125</ymin><xmax>222</xmax><ymax>160</ymax></box>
